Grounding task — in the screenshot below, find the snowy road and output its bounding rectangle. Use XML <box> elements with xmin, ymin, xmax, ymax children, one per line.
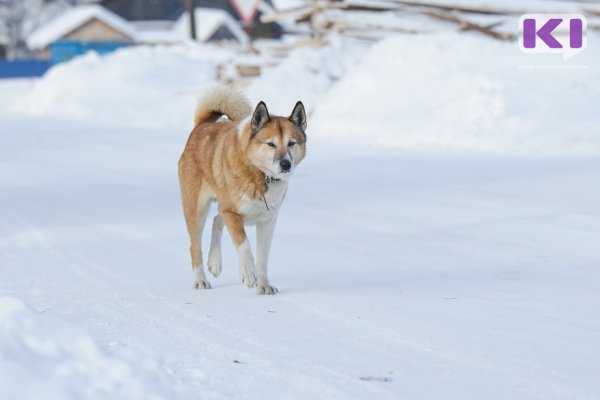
<box><xmin>2</xmin><ymin>14</ymin><xmax>600</xmax><ymax>396</ymax></box>
<box><xmin>2</xmin><ymin>112</ymin><xmax>600</xmax><ymax>399</ymax></box>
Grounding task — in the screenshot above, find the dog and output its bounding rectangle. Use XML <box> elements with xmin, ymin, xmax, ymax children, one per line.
<box><xmin>178</xmin><ymin>87</ymin><xmax>307</xmax><ymax>295</ymax></box>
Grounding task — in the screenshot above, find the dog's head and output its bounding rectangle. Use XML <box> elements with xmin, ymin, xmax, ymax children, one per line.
<box><xmin>245</xmin><ymin>101</ymin><xmax>307</xmax><ymax>180</ymax></box>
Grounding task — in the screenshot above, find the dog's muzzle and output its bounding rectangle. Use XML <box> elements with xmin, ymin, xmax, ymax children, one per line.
<box><xmin>280</xmin><ymin>159</ymin><xmax>291</xmax><ymax>173</ymax></box>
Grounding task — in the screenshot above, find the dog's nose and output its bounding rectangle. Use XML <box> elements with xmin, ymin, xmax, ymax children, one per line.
<box><xmin>280</xmin><ymin>159</ymin><xmax>291</xmax><ymax>172</ymax></box>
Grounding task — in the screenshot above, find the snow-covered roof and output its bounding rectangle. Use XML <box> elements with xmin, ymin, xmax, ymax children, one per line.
<box><xmin>135</xmin><ymin>29</ymin><xmax>180</xmax><ymax>45</ymax></box>
<box><xmin>173</xmin><ymin>8</ymin><xmax>249</xmax><ymax>46</ymax></box>
<box><xmin>132</xmin><ymin>21</ymin><xmax>180</xmax><ymax>44</ymax></box>
<box><xmin>270</xmin><ymin>0</ymin><xmax>308</xmax><ymax>11</ymax></box>
<box><xmin>27</xmin><ymin>5</ymin><xmax>137</xmax><ymax>50</ymax></box>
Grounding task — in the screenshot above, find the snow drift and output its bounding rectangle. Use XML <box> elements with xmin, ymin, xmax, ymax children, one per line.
<box><xmin>0</xmin><ymin>296</ymin><xmax>198</xmax><ymax>400</ymax></box>
<box><xmin>11</xmin><ymin>32</ymin><xmax>600</xmax><ymax>156</ymax></box>
<box><xmin>11</xmin><ymin>44</ymin><xmax>232</xmax><ymax>129</ymax></box>
<box><xmin>311</xmin><ymin>33</ymin><xmax>600</xmax><ymax>155</ymax></box>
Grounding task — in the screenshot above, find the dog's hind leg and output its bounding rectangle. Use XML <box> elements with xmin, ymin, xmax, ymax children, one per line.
<box><xmin>190</xmin><ymin>196</ymin><xmax>211</xmax><ymax>289</ymax></box>
<box><xmin>207</xmin><ymin>214</ymin><xmax>224</xmax><ymax>277</ymax></box>
<box><xmin>179</xmin><ymin>168</ymin><xmax>212</xmax><ymax>289</ymax></box>
<box><xmin>256</xmin><ymin>216</ymin><xmax>278</xmax><ymax>295</ymax></box>
<box><xmin>222</xmin><ymin>211</ymin><xmax>257</xmax><ymax>288</ymax></box>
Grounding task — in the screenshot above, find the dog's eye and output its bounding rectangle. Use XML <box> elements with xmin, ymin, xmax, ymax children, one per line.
<box><xmin>267</xmin><ymin>142</ymin><xmax>276</xmax><ymax>148</ymax></box>
<box><xmin>288</xmin><ymin>141</ymin><xmax>296</xmax><ymax>147</ymax></box>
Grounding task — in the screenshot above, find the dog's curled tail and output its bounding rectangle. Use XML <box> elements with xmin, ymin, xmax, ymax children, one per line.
<box><xmin>194</xmin><ymin>86</ymin><xmax>252</xmax><ymax>126</ymax></box>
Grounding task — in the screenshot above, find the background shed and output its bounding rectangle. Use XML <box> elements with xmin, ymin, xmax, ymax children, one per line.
<box><xmin>27</xmin><ymin>5</ymin><xmax>136</xmax><ymax>63</ymax></box>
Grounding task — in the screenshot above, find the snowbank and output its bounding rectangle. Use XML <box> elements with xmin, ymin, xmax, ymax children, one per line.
<box><xmin>9</xmin><ymin>30</ymin><xmax>600</xmax><ymax>157</ymax></box>
<box><xmin>245</xmin><ymin>34</ymin><xmax>367</xmax><ymax>115</ymax></box>
<box><xmin>11</xmin><ymin>44</ymin><xmax>232</xmax><ymax>129</ymax></box>
<box><xmin>0</xmin><ymin>297</ymin><xmax>198</xmax><ymax>400</ymax></box>
<box><xmin>311</xmin><ymin>33</ymin><xmax>600</xmax><ymax>156</ymax></box>
<box><xmin>10</xmin><ymin>34</ymin><xmax>366</xmax><ymax>130</ymax></box>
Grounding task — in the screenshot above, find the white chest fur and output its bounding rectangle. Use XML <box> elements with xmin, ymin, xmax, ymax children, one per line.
<box><xmin>237</xmin><ymin>181</ymin><xmax>288</xmax><ymax>225</ymax></box>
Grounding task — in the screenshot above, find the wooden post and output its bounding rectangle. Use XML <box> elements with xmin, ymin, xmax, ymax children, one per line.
<box><xmin>187</xmin><ymin>0</ymin><xmax>197</xmax><ymax>40</ymax></box>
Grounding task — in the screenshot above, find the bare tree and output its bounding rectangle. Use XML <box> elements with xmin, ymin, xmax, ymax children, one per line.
<box><xmin>0</xmin><ymin>0</ymin><xmax>93</xmax><ymax>59</ymax></box>
<box><xmin>0</xmin><ymin>0</ymin><xmax>29</xmax><ymax>59</ymax></box>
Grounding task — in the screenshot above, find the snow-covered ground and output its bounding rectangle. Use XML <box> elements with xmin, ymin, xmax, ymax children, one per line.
<box><xmin>2</xmin><ymin>21</ymin><xmax>600</xmax><ymax>400</ymax></box>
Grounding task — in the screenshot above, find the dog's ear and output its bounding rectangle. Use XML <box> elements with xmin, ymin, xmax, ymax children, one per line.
<box><xmin>251</xmin><ymin>101</ymin><xmax>270</xmax><ymax>131</ymax></box>
<box><xmin>289</xmin><ymin>101</ymin><xmax>307</xmax><ymax>131</ymax></box>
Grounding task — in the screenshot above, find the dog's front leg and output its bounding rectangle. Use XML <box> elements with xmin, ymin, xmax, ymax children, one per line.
<box><xmin>255</xmin><ymin>215</ymin><xmax>279</xmax><ymax>295</ymax></box>
<box><xmin>222</xmin><ymin>211</ymin><xmax>257</xmax><ymax>288</ymax></box>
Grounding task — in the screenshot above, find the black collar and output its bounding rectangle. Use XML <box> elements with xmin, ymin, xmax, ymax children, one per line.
<box><xmin>262</xmin><ymin>176</ymin><xmax>280</xmax><ymax>211</ymax></box>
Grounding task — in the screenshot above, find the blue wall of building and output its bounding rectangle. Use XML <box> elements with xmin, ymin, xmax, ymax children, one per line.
<box><xmin>49</xmin><ymin>40</ymin><xmax>129</xmax><ymax>64</ymax></box>
<box><xmin>0</xmin><ymin>40</ymin><xmax>129</xmax><ymax>79</ymax></box>
<box><xmin>0</xmin><ymin>59</ymin><xmax>51</xmax><ymax>79</ymax></box>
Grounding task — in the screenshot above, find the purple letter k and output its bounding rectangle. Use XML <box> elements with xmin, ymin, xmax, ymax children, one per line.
<box><xmin>523</xmin><ymin>18</ymin><xmax>563</xmax><ymax>48</ymax></box>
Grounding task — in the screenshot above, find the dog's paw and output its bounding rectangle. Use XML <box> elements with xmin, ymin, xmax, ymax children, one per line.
<box><xmin>207</xmin><ymin>255</ymin><xmax>222</xmax><ymax>278</ymax></box>
<box><xmin>239</xmin><ymin>263</ymin><xmax>257</xmax><ymax>288</ymax></box>
<box><xmin>194</xmin><ymin>279</ymin><xmax>211</xmax><ymax>289</ymax></box>
<box><xmin>257</xmin><ymin>285</ymin><xmax>278</xmax><ymax>295</ymax></box>
<box><xmin>193</xmin><ymin>268</ymin><xmax>211</xmax><ymax>289</ymax></box>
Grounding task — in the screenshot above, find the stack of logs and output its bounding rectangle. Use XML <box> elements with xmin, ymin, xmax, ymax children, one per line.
<box><xmin>226</xmin><ymin>0</ymin><xmax>599</xmax><ymax>82</ymax></box>
<box><xmin>260</xmin><ymin>0</ymin><xmax>524</xmax><ymax>42</ymax></box>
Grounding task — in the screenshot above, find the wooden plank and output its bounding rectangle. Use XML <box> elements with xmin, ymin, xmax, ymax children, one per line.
<box><xmin>582</xmin><ymin>8</ymin><xmax>600</xmax><ymax>17</ymax></box>
<box><xmin>382</xmin><ymin>0</ymin><xmax>521</xmax><ymax>15</ymax></box>
<box><xmin>236</xmin><ymin>65</ymin><xmax>261</xmax><ymax>77</ymax></box>
<box><xmin>421</xmin><ymin>10</ymin><xmax>515</xmax><ymax>41</ymax></box>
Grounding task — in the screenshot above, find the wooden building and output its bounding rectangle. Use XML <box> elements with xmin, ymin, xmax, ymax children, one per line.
<box><xmin>27</xmin><ymin>5</ymin><xmax>136</xmax><ymax>63</ymax></box>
